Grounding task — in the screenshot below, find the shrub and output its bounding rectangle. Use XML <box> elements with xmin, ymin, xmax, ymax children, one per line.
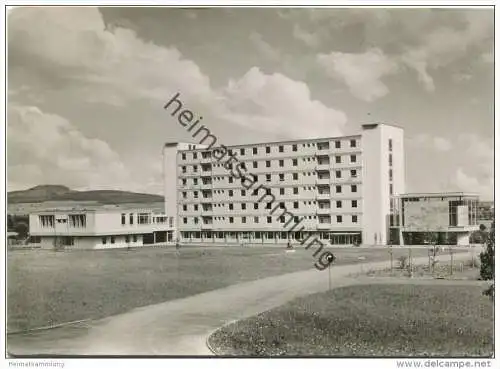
<box><xmin>480</xmin><ymin>230</ymin><xmax>494</xmax><ymax>281</ymax></box>
<box><xmin>479</xmin><ymin>226</ymin><xmax>494</xmax><ymax>300</ymax></box>
<box><xmin>398</xmin><ymin>256</ymin><xmax>408</xmax><ymax>270</ymax></box>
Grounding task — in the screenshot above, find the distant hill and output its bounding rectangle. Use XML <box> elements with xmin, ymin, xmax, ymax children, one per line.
<box><xmin>7</xmin><ymin>185</ymin><xmax>164</xmax><ymax>204</ymax></box>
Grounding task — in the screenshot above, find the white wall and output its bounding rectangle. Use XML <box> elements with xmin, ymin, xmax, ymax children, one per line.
<box><xmin>361</xmin><ymin>124</ymin><xmax>405</xmax><ymax>245</ymax></box>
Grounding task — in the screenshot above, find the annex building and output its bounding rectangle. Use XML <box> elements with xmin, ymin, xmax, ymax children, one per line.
<box><xmin>163</xmin><ymin>123</ymin><xmax>405</xmax><ymax>246</ymax></box>
<box><xmin>28</xmin><ymin>204</ymin><xmax>174</xmax><ymax>250</ymax></box>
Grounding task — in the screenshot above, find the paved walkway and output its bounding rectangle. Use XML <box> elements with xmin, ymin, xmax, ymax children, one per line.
<box><xmin>8</xmin><ymin>251</ymin><xmax>480</xmax><ymax>356</ymax></box>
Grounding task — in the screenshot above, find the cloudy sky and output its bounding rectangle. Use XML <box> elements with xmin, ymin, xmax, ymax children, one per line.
<box><xmin>7</xmin><ymin>7</ymin><xmax>494</xmax><ymax>199</ymax></box>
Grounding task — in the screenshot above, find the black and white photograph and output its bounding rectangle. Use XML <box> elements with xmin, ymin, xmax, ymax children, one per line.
<box><xmin>3</xmin><ymin>2</ymin><xmax>496</xmax><ymax>366</ymax></box>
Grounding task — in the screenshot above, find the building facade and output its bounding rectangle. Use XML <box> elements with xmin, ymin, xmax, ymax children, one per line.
<box><xmin>389</xmin><ymin>192</ymin><xmax>480</xmax><ymax>246</ymax></box>
<box><xmin>29</xmin><ymin>206</ymin><xmax>174</xmax><ymax>250</ymax></box>
<box><xmin>163</xmin><ymin>123</ymin><xmax>405</xmax><ymax>246</ymax></box>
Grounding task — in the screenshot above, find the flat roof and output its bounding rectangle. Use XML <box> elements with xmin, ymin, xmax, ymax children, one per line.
<box><xmin>397</xmin><ymin>192</ymin><xmax>479</xmax><ymax>198</ymax></box>
<box><xmin>175</xmin><ymin>133</ymin><xmax>363</xmax><ymax>153</ymax></box>
<box><xmin>31</xmin><ymin>203</ymin><xmax>165</xmax><ymax>214</ymax></box>
<box><xmin>362</xmin><ymin>122</ymin><xmax>404</xmax><ymax>130</ymax></box>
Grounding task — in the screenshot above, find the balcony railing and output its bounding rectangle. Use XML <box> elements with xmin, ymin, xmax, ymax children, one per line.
<box><xmin>317</xmin><ymin>223</ymin><xmax>331</xmax><ymax>230</ymax></box>
<box><xmin>316</xmin><ymin>192</ymin><xmax>331</xmax><ymax>199</ymax></box>
<box><xmin>317</xmin><ymin>207</ymin><xmax>331</xmax><ymax>215</ymax></box>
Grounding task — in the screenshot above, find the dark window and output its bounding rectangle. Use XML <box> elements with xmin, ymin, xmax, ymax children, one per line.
<box><xmin>240</xmin><ymin>148</ymin><xmax>245</xmax><ymax>155</ymax></box>
<box><xmin>111</xmin><ymin>236</ymin><xmax>115</xmax><ymax>244</ymax></box>
<box><xmin>242</xmin><ymin>203</ymin><xmax>246</xmax><ymax>210</ymax></box>
<box><xmin>129</xmin><ymin>213</ymin><xmax>134</xmax><ymax>224</ymax></box>
<box><xmin>254</xmin><ymin>217</ymin><xmax>259</xmax><ymax>223</ymax></box>
<box><xmin>336</xmin><ymin>201</ymin><xmax>342</xmax><ymax>208</ymax></box>
<box><xmin>352</xmin><ymin>200</ymin><xmax>358</xmax><ymax>208</ymax></box>
<box><xmin>253</xmin><ymin>162</ymin><xmax>258</xmax><ymax>168</ymax></box>
<box><xmin>133</xmin><ymin>235</ymin><xmax>137</xmax><ymax>242</ymax></box>
<box><xmin>266</xmin><ymin>161</ymin><xmax>271</xmax><ymax>168</ymax></box>
<box><xmin>280</xmin><ymin>188</ymin><xmax>285</xmax><ymax>195</ymax></box>
<box><xmin>279</xmin><ymin>145</ymin><xmax>284</xmax><ymax>153</ymax></box>
<box><xmin>351</xmin><ymin>169</ymin><xmax>357</xmax><ymax>178</ymax></box>
<box><xmin>335</xmin><ymin>141</ymin><xmax>341</xmax><ymax>149</ymax></box>
<box><xmin>266</xmin><ymin>174</ymin><xmax>271</xmax><ymax>182</ymax></box>
<box><xmin>336</xmin><ymin>170</ymin><xmax>341</xmax><ymax>178</ymax></box>
<box><xmin>293</xmin><ymin>173</ymin><xmax>298</xmax><ymax>180</ymax></box>
<box><xmin>350</xmin><ymin>155</ymin><xmax>356</xmax><ymax>163</ymax></box>
<box><xmin>102</xmin><ymin>237</ymin><xmax>107</xmax><ymax>244</ymax></box>
<box><xmin>279</xmin><ymin>173</ymin><xmax>285</xmax><ymax>181</ymax></box>
<box><xmin>193</xmin><ymin>165</ymin><xmax>197</xmax><ymax>172</ymax></box>
<box><xmin>336</xmin><ymin>185</ymin><xmax>342</xmax><ymax>193</ymax></box>
<box><xmin>254</xmin><ymin>203</ymin><xmax>259</xmax><ymax>209</ymax></box>
<box><xmin>193</xmin><ymin>153</ymin><xmax>197</xmax><ymax>159</ymax></box>
<box><xmin>389</xmin><ymin>139</ymin><xmax>393</xmax><ymax>152</ymax></box>
<box><xmin>293</xmin><ymin>187</ymin><xmax>298</xmax><ymax>194</ymax></box>
<box><xmin>351</xmin><ymin>185</ymin><xmax>358</xmax><ymax>193</ymax></box>
<box><xmin>125</xmin><ymin>235</ymin><xmax>130</xmax><ymax>243</ymax></box>
<box><xmin>266</xmin><ymin>146</ymin><xmax>271</xmax><ymax>153</ymax></box>
<box><xmin>253</xmin><ymin>147</ymin><xmax>258</xmax><ymax>155</ymax></box>
<box><xmin>294</xmin><ymin>201</ymin><xmax>299</xmax><ymax>209</ymax></box>
<box><xmin>292</xmin><ymin>159</ymin><xmax>298</xmax><ymax>166</ymax></box>
<box><xmin>229</xmin><ymin>190</ymin><xmax>233</xmax><ymax>196</ymax></box>
<box><xmin>182</xmin><ymin>153</ymin><xmax>186</xmax><ymax>160</ymax></box>
<box><xmin>241</xmin><ymin>190</ymin><xmax>246</xmax><ymax>196</ymax></box>
<box><xmin>267</xmin><ymin>217</ymin><xmax>272</xmax><ymax>223</ymax></box>
<box><xmin>350</xmin><ymin>139</ymin><xmax>356</xmax><ymax>148</ymax></box>
<box><xmin>242</xmin><ymin>217</ymin><xmax>246</xmax><ymax>223</ymax></box>
<box><xmin>183</xmin><ymin>218</ymin><xmax>188</xmax><ymax>224</ymax></box>
<box><xmin>183</xmin><ymin>205</ymin><xmax>187</xmax><ymax>211</ymax></box>
<box><xmin>337</xmin><ymin>215</ymin><xmax>342</xmax><ymax>223</ymax></box>
<box><xmin>121</xmin><ymin>213</ymin><xmax>126</xmax><ymax>225</ymax></box>
<box><xmin>335</xmin><ymin>156</ymin><xmax>341</xmax><ymax>163</ymax></box>
<box><xmin>229</xmin><ymin>177</ymin><xmax>233</xmax><ymax>184</ymax></box>
<box><xmin>279</xmin><ymin>159</ymin><xmax>284</xmax><ymax>167</ymax></box>
<box><xmin>389</xmin><ymin>169</ymin><xmax>393</xmax><ymax>181</ymax></box>
<box><xmin>229</xmin><ymin>217</ymin><xmax>234</xmax><ymax>223</ymax></box>
<box><xmin>229</xmin><ymin>204</ymin><xmax>234</xmax><ymax>210</ymax></box>
<box><xmin>352</xmin><ymin>215</ymin><xmax>358</xmax><ymax>223</ymax></box>
<box><xmin>389</xmin><ymin>153</ymin><xmax>393</xmax><ymax>166</ymax></box>
<box><xmin>292</xmin><ymin>144</ymin><xmax>297</xmax><ymax>152</ymax></box>
<box><xmin>390</xmin><ymin>184</ymin><xmax>394</xmax><ymax>195</ymax></box>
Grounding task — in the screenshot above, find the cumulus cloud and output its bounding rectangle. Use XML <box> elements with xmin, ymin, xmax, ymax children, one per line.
<box><xmin>409</xmin><ymin>134</ymin><xmax>452</xmax><ymax>152</ymax></box>
<box><xmin>249</xmin><ymin>32</ymin><xmax>281</xmax><ymax>62</ymax></box>
<box><xmin>7</xmin><ymin>104</ymin><xmax>133</xmax><ymax>191</ymax></box>
<box><xmin>8</xmin><ymin>7</ymin><xmax>349</xmax><ymax>191</ymax></box>
<box><xmin>317</xmin><ymin>48</ymin><xmax>398</xmax><ymax>102</ymax></box>
<box><xmin>401</xmin><ymin>11</ymin><xmax>493</xmax><ymax>92</ymax></box>
<box><xmin>292</xmin><ymin>24</ymin><xmax>320</xmax><ymax>48</ymax></box>
<box><xmin>453</xmin><ymin>134</ymin><xmax>493</xmax><ymax>199</ymax></box>
<box><xmin>222</xmin><ymin>67</ymin><xmax>347</xmax><ymax>138</ymax></box>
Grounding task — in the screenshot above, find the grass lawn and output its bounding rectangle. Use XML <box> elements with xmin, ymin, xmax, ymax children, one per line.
<box><xmin>7</xmin><ymin>246</ymin><xmax>438</xmax><ymax>332</ymax></box>
<box><xmin>208</xmin><ymin>284</ymin><xmax>494</xmax><ymax>357</ymax></box>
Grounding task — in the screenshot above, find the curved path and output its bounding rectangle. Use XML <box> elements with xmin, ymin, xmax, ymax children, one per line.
<box><xmin>8</xmin><ymin>251</ymin><xmax>479</xmax><ymax>356</ymax></box>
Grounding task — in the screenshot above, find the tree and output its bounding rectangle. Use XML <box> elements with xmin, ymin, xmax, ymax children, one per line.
<box><xmin>14</xmin><ymin>221</ymin><xmax>29</xmax><ymax>239</ymax></box>
<box><xmin>479</xmin><ymin>224</ymin><xmax>494</xmax><ymax>300</ymax></box>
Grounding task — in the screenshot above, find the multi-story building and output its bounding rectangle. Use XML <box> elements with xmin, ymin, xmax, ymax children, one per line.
<box><xmin>163</xmin><ymin>123</ymin><xmax>405</xmax><ymax>246</ymax></box>
<box><xmin>28</xmin><ymin>205</ymin><xmax>174</xmax><ymax>249</ymax></box>
<box><xmin>389</xmin><ymin>192</ymin><xmax>480</xmax><ymax>245</ymax></box>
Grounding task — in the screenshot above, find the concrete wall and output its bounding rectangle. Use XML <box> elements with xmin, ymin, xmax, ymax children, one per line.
<box><xmin>37</xmin><ymin>235</ymin><xmax>146</xmax><ymax>250</ymax></box>
<box><xmin>361</xmin><ymin>124</ymin><xmax>405</xmax><ymax>245</ymax></box>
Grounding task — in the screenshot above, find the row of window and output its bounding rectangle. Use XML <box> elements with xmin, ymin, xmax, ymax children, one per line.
<box><xmin>181</xmin><ymin>169</ymin><xmax>359</xmax><ymax>186</ymax></box>
<box><xmin>182</xmin><ymin>215</ymin><xmax>358</xmax><ymax>224</ymax></box>
<box><xmin>102</xmin><ymin>235</ymin><xmax>139</xmax><ymax>245</ymax></box>
<box><xmin>181</xmin><ymin>200</ymin><xmax>358</xmax><ymax>211</ymax></box>
<box><xmin>39</xmin><ymin>214</ymin><xmax>87</xmax><ymax>228</ymax></box>
<box><xmin>181</xmin><ymin>185</ymin><xmax>358</xmax><ymax>199</ymax></box>
<box><xmin>181</xmin><ymin>155</ymin><xmax>358</xmax><ymax>172</ymax></box>
<box><xmin>120</xmin><ymin>213</ymin><xmax>174</xmax><ymax>227</ymax></box>
<box><xmin>181</xmin><ymin>139</ymin><xmax>359</xmax><ymax>161</ymax></box>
